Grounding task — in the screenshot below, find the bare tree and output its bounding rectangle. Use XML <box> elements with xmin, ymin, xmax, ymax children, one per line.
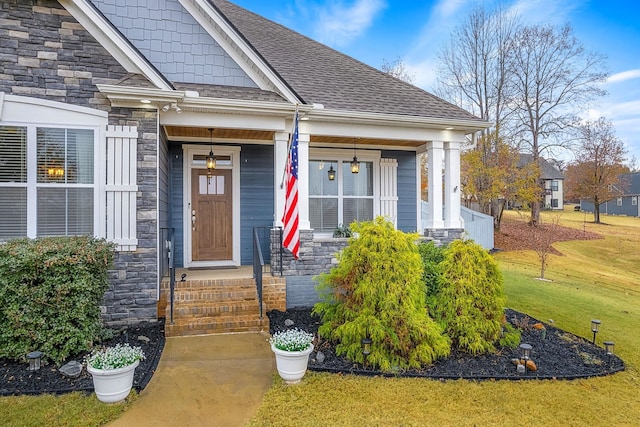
<box><xmin>435</xmin><ymin>4</ymin><xmax>519</xmax><ymax>135</ymax></box>
<box><xmin>532</xmin><ymin>215</ymin><xmax>561</xmax><ymax>280</ymax></box>
<box><xmin>506</xmin><ymin>24</ymin><xmax>608</xmax><ymax>225</ymax></box>
<box><xmin>381</xmin><ymin>57</ymin><xmax>415</xmax><ymax>84</ymax></box>
<box><xmin>564</xmin><ymin>117</ymin><xmax>628</xmax><ymax>223</ymax></box>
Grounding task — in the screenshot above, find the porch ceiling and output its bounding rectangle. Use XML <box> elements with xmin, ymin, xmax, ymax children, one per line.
<box><xmin>164</xmin><ymin>125</ymin><xmax>423</xmax><ymax>148</ymax></box>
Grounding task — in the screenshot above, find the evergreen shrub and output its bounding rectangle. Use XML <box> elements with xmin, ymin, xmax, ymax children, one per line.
<box><xmin>313</xmin><ymin>217</ymin><xmax>450</xmax><ymax>372</ymax></box>
<box><xmin>417</xmin><ymin>241</ymin><xmax>446</xmax><ymax>311</ymax></box>
<box><xmin>0</xmin><ymin>236</ymin><xmax>115</xmax><ymax>364</ymax></box>
<box><xmin>432</xmin><ymin>239</ymin><xmax>515</xmax><ymax>354</ymax></box>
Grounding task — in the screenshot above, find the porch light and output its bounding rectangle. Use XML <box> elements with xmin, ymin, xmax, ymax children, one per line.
<box><xmin>591</xmin><ymin>319</ymin><xmax>601</xmax><ymax>344</ymax></box>
<box><xmin>327</xmin><ymin>164</ymin><xmax>336</xmax><ymax>181</ymax></box>
<box><xmin>350</xmin><ymin>139</ymin><xmax>359</xmax><ymax>174</ymax></box>
<box><xmin>206</xmin><ymin>128</ymin><xmax>216</xmax><ymax>172</ymax></box>
<box><xmin>519</xmin><ymin>343</ymin><xmax>532</xmax><ymax>374</ymax></box>
<box><xmin>27</xmin><ymin>351</ymin><xmax>43</xmax><ymax>371</ymax></box>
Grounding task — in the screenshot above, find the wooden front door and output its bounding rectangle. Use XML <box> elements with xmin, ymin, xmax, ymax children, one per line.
<box><xmin>191</xmin><ymin>168</ymin><xmax>233</xmax><ymax>261</ymax></box>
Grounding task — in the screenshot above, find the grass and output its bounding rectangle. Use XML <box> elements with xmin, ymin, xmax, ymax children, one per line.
<box><xmin>247</xmin><ymin>207</ymin><xmax>640</xmax><ymax>427</ymax></box>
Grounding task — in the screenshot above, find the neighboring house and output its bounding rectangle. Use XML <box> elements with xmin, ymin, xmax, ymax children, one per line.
<box><xmin>580</xmin><ymin>172</ymin><xmax>640</xmax><ymax>217</ymax></box>
<box><xmin>517</xmin><ymin>154</ymin><xmax>565</xmax><ymax>210</ymax></box>
<box><xmin>0</xmin><ymin>0</ymin><xmax>488</xmax><ymax>326</ymax></box>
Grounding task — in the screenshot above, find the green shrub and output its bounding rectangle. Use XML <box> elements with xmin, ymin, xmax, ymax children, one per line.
<box><xmin>432</xmin><ymin>239</ymin><xmax>512</xmax><ymax>355</ymax></box>
<box><xmin>0</xmin><ymin>236</ymin><xmax>115</xmax><ymax>364</ymax></box>
<box><xmin>417</xmin><ymin>241</ymin><xmax>446</xmax><ymax>311</ymax></box>
<box><xmin>313</xmin><ymin>217</ymin><xmax>450</xmax><ymax>372</ymax></box>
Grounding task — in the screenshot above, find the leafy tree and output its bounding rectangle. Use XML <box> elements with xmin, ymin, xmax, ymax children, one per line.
<box><xmin>564</xmin><ymin>117</ymin><xmax>628</xmax><ymax>223</ymax></box>
<box><xmin>314</xmin><ymin>217</ymin><xmax>450</xmax><ymax>372</ymax></box>
<box><xmin>432</xmin><ymin>239</ymin><xmax>509</xmax><ymax>355</ymax></box>
<box><xmin>507</xmin><ymin>24</ymin><xmax>608</xmax><ymax>225</ymax></box>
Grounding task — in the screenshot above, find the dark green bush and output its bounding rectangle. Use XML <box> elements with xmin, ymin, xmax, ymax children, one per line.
<box><xmin>417</xmin><ymin>240</ymin><xmax>446</xmax><ymax>311</ymax></box>
<box><xmin>0</xmin><ymin>236</ymin><xmax>115</xmax><ymax>364</ymax></box>
<box><xmin>431</xmin><ymin>239</ymin><xmax>514</xmax><ymax>355</ymax></box>
<box><xmin>313</xmin><ymin>217</ymin><xmax>450</xmax><ymax>372</ymax></box>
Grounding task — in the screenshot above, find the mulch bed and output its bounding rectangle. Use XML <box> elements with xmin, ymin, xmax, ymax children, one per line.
<box><xmin>268</xmin><ymin>308</ymin><xmax>624</xmax><ymax>380</ymax></box>
<box><xmin>0</xmin><ymin>319</ymin><xmax>165</xmax><ymax>396</ymax></box>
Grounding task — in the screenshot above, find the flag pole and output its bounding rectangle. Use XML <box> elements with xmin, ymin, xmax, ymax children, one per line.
<box><xmin>280</xmin><ymin>105</ymin><xmax>299</xmax><ymax>189</ymax></box>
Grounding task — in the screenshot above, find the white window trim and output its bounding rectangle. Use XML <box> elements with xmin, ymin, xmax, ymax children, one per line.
<box><xmin>0</xmin><ymin>95</ymin><xmax>107</xmax><ymax>239</ymax></box>
<box><xmin>617</xmin><ymin>197</ymin><xmax>623</xmax><ymax>206</ymax></box>
<box><xmin>182</xmin><ymin>144</ymin><xmax>241</xmax><ymax>267</ymax></box>
<box><xmin>309</xmin><ymin>148</ymin><xmax>381</xmax><ymax>236</ymax></box>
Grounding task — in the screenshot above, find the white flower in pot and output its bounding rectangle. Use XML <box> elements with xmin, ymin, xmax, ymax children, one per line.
<box><xmin>86</xmin><ymin>343</ymin><xmax>145</xmax><ymax>403</ymax></box>
<box><xmin>269</xmin><ymin>328</ymin><xmax>314</xmax><ymax>384</ymax></box>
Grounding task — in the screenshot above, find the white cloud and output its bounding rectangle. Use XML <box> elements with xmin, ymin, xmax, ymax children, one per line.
<box><xmin>312</xmin><ymin>0</ymin><xmax>387</xmax><ymax>47</ymax></box>
<box><xmin>608</xmin><ymin>69</ymin><xmax>640</xmax><ymax>84</ymax></box>
<box><xmin>508</xmin><ymin>0</ymin><xmax>588</xmax><ymax>25</ymax></box>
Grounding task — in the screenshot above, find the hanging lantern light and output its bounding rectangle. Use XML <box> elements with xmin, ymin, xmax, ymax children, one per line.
<box><xmin>206</xmin><ymin>128</ymin><xmax>216</xmax><ymax>172</ymax></box>
<box><xmin>327</xmin><ymin>163</ymin><xmax>336</xmax><ymax>181</ymax></box>
<box><xmin>350</xmin><ymin>139</ymin><xmax>359</xmax><ymax>174</ymax></box>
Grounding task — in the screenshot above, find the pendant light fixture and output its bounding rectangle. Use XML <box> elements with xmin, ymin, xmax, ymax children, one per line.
<box><xmin>350</xmin><ymin>139</ymin><xmax>360</xmax><ymax>174</ymax></box>
<box><xmin>327</xmin><ymin>163</ymin><xmax>336</xmax><ymax>181</ymax></box>
<box><xmin>206</xmin><ymin>128</ymin><xmax>216</xmax><ymax>172</ymax></box>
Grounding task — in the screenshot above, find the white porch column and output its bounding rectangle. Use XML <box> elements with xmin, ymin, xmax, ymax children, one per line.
<box><xmin>297</xmin><ymin>132</ymin><xmax>311</xmax><ymax>230</ymax></box>
<box><xmin>444</xmin><ymin>141</ymin><xmax>462</xmax><ymax>228</ymax></box>
<box><xmin>273</xmin><ymin>132</ymin><xmax>288</xmax><ymax>227</ymax></box>
<box><xmin>426</xmin><ymin>141</ymin><xmax>444</xmax><ymax>228</ymax></box>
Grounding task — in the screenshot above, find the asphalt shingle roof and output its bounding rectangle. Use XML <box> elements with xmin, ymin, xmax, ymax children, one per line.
<box><xmin>210</xmin><ymin>0</ymin><xmax>482</xmax><ymax>121</ymax></box>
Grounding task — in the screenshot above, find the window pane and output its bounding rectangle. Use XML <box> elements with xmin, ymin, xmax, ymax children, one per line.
<box><xmin>0</xmin><ymin>187</ymin><xmax>27</xmax><ymax>239</ymax></box>
<box><xmin>309</xmin><ymin>198</ymin><xmax>338</xmax><ymax>232</ymax></box>
<box><xmin>0</xmin><ymin>126</ymin><xmax>27</xmax><ymax>183</ymax></box>
<box><xmin>343</xmin><ymin>198</ymin><xmax>373</xmax><ymax>225</ymax></box>
<box><xmin>309</xmin><ymin>160</ymin><xmax>338</xmax><ymax>196</ymax></box>
<box><xmin>37</xmin><ymin>128</ymin><xmax>93</xmax><ymax>184</ymax></box>
<box><xmin>37</xmin><ymin>188</ymin><xmax>93</xmax><ymax>236</ymax></box>
<box><xmin>343</xmin><ymin>161</ymin><xmax>373</xmax><ymax>196</ymax></box>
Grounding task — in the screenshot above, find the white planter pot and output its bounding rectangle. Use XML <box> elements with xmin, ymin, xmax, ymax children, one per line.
<box><xmin>271</xmin><ymin>344</ymin><xmax>314</xmax><ymax>384</ymax></box>
<box><xmin>87</xmin><ymin>360</ymin><xmax>139</xmax><ymax>403</ymax></box>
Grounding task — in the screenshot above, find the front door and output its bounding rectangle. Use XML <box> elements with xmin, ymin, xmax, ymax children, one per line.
<box><xmin>191</xmin><ymin>168</ymin><xmax>233</xmax><ymax>261</ymax></box>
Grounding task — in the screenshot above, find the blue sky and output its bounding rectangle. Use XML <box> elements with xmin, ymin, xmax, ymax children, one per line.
<box><xmin>231</xmin><ymin>0</ymin><xmax>640</xmax><ymax>165</ymax></box>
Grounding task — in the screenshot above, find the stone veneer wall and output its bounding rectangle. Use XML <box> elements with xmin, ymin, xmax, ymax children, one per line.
<box><xmin>0</xmin><ymin>0</ymin><xmax>158</xmax><ymax>325</ymax></box>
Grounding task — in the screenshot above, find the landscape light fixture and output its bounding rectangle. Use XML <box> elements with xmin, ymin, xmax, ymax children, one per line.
<box><xmin>327</xmin><ymin>163</ymin><xmax>336</xmax><ymax>181</ymax></box>
<box><xmin>350</xmin><ymin>139</ymin><xmax>359</xmax><ymax>174</ymax></box>
<box><xmin>591</xmin><ymin>319</ymin><xmax>601</xmax><ymax>344</ymax></box>
<box><xmin>206</xmin><ymin>128</ymin><xmax>216</xmax><ymax>173</ymax></box>
<box><xmin>604</xmin><ymin>341</ymin><xmax>615</xmax><ymax>368</ymax></box>
<box><xmin>519</xmin><ymin>343</ymin><xmax>532</xmax><ymax>374</ymax></box>
<box><xmin>361</xmin><ymin>337</ymin><xmax>372</xmax><ymax>357</ymax></box>
<box><xmin>27</xmin><ymin>351</ymin><xmax>43</xmax><ymax>371</ymax></box>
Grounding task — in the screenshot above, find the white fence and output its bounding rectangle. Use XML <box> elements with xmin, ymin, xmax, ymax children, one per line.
<box><xmin>421</xmin><ymin>202</ymin><xmax>494</xmax><ymax>250</ymax></box>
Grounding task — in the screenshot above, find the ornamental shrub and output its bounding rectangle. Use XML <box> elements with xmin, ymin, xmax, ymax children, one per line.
<box><xmin>417</xmin><ymin>241</ymin><xmax>446</xmax><ymax>311</ymax></box>
<box><xmin>432</xmin><ymin>239</ymin><xmax>512</xmax><ymax>355</ymax></box>
<box><xmin>313</xmin><ymin>217</ymin><xmax>450</xmax><ymax>372</ymax></box>
<box><xmin>0</xmin><ymin>236</ymin><xmax>115</xmax><ymax>364</ymax></box>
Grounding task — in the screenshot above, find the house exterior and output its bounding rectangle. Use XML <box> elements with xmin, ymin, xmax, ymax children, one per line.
<box><xmin>517</xmin><ymin>154</ymin><xmax>565</xmax><ymax>210</ymax></box>
<box><xmin>0</xmin><ymin>0</ymin><xmax>488</xmax><ymax>326</ymax></box>
<box><xmin>580</xmin><ymin>172</ymin><xmax>640</xmax><ymax>217</ymax></box>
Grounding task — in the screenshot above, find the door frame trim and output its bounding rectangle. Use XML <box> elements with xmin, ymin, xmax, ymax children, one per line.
<box><xmin>183</xmin><ymin>144</ymin><xmax>241</xmax><ymax>268</ymax></box>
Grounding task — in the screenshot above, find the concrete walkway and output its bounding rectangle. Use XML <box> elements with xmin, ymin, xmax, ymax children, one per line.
<box><xmin>107</xmin><ymin>332</ymin><xmax>275</xmax><ymax>427</ymax></box>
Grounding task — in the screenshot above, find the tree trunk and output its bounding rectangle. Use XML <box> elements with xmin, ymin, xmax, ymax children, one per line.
<box><xmin>594</xmin><ymin>203</ymin><xmax>601</xmax><ymax>224</ymax></box>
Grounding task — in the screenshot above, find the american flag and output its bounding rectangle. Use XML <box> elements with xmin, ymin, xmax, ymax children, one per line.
<box><xmin>282</xmin><ymin>112</ymin><xmax>300</xmax><ymax>259</ymax></box>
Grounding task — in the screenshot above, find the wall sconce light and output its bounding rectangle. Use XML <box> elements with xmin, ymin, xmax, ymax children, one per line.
<box><xmin>27</xmin><ymin>351</ymin><xmax>43</xmax><ymax>371</ymax></box>
<box><xmin>206</xmin><ymin>128</ymin><xmax>216</xmax><ymax>173</ymax></box>
<box><xmin>591</xmin><ymin>319</ymin><xmax>601</xmax><ymax>344</ymax></box>
<box><xmin>327</xmin><ymin>164</ymin><xmax>336</xmax><ymax>181</ymax></box>
<box><xmin>519</xmin><ymin>343</ymin><xmax>532</xmax><ymax>374</ymax></box>
<box><xmin>350</xmin><ymin>139</ymin><xmax>359</xmax><ymax>174</ymax></box>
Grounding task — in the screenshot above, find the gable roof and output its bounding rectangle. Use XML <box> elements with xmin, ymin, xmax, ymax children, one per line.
<box><xmin>208</xmin><ymin>0</ymin><xmax>481</xmax><ymax>122</ymax></box>
<box><xmin>518</xmin><ymin>154</ymin><xmax>564</xmax><ymax>180</ymax></box>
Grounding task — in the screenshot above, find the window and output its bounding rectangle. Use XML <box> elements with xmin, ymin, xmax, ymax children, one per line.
<box><xmin>309</xmin><ymin>159</ymin><xmax>374</xmax><ymax>232</ymax></box>
<box><xmin>0</xmin><ymin>125</ymin><xmax>95</xmax><ymax>240</ymax></box>
<box><xmin>551</xmin><ymin>199</ymin><xmax>559</xmax><ymax>208</ymax></box>
<box><xmin>633</xmin><ymin>196</ymin><xmax>638</xmax><ymax>206</ymax></box>
<box><xmin>551</xmin><ymin>180</ymin><xmax>559</xmax><ymax>191</ymax></box>
<box><xmin>617</xmin><ymin>197</ymin><xmax>623</xmax><ymax>206</ymax></box>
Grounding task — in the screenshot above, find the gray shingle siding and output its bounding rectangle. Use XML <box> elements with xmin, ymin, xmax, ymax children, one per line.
<box><xmin>91</xmin><ymin>0</ymin><xmax>257</xmax><ymax>87</ymax></box>
<box><xmin>240</xmin><ymin>144</ymin><xmax>275</xmax><ymax>264</ymax></box>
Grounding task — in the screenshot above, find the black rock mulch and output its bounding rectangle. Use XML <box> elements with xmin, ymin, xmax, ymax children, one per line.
<box><xmin>268</xmin><ymin>308</ymin><xmax>625</xmax><ymax>381</ymax></box>
<box><xmin>0</xmin><ymin>319</ymin><xmax>165</xmax><ymax>396</ymax></box>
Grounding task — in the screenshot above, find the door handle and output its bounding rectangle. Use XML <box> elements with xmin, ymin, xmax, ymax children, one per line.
<box><xmin>191</xmin><ymin>210</ymin><xmax>196</xmax><ymax>230</ymax></box>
